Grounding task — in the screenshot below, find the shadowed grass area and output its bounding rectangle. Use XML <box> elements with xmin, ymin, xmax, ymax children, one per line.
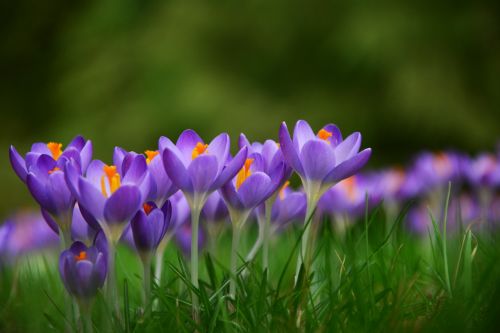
<box><xmin>1</xmin><ymin>205</ymin><xmax>500</xmax><ymax>332</ymax></box>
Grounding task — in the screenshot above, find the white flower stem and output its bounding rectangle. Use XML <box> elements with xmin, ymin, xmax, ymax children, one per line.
<box><xmin>189</xmin><ymin>204</ymin><xmax>201</xmax><ymax>321</ymax></box>
<box><xmin>294</xmin><ymin>194</ymin><xmax>318</xmax><ymax>284</ymax></box>
<box><xmin>262</xmin><ymin>199</ymin><xmax>273</xmax><ymax>271</ymax></box>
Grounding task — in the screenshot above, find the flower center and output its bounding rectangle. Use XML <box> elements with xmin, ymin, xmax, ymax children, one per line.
<box><xmin>317</xmin><ymin>129</ymin><xmax>333</xmax><ymax>142</ymax></box>
<box><xmin>47</xmin><ymin>142</ymin><xmax>63</xmax><ymax>160</ymax></box>
<box><xmin>74</xmin><ymin>251</ymin><xmax>87</xmax><ymax>261</ymax></box>
<box><xmin>145</xmin><ymin>150</ymin><xmax>159</xmax><ymax>164</ymax></box>
<box><xmin>100</xmin><ymin>165</ymin><xmax>121</xmax><ymax>197</ymax></box>
<box><xmin>48</xmin><ymin>167</ymin><xmax>61</xmax><ymax>174</ymax></box>
<box><xmin>191</xmin><ymin>142</ymin><xmax>208</xmax><ymax>160</ymax></box>
<box><xmin>279</xmin><ymin>181</ymin><xmax>290</xmax><ymax>200</ymax></box>
<box><xmin>143</xmin><ymin>203</ymin><xmax>154</xmax><ymax>215</ymax></box>
<box><xmin>236</xmin><ymin>158</ymin><xmax>254</xmax><ymax>190</ymax></box>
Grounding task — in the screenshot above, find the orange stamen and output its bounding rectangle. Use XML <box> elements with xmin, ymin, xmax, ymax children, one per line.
<box><xmin>317</xmin><ymin>129</ymin><xmax>333</xmax><ymax>142</ymax></box>
<box><xmin>143</xmin><ymin>203</ymin><xmax>154</xmax><ymax>215</ymax></box>
<box><xmin>48</xmin><ymin>167</ymin><xmax>61</xmax><ymax>174</ymax></box>
<box><xmin>47</xmin><ymin>142</ymin><xmax>63</xmax><ymax>160</ymax></box>
<box><xmin>279</xmin><ymin>181</ymin><xmax>290</xmax><ymax>200</ymax></box>
<box><xmin>191</xmin><ymin>142</ymin><xmax>208</xmax><ymax>160</ymax></box>
<box><xmin>74</xmin><ymin>251</ymin><xmax>87</xmax><ymax>261</ymax></box>
<box><xmin>236</xmin><ymin>158</ymin><xmax>254</xmax><ymax>190</ymax></box>
<box><xmin>100</xmin><ymin>165</ymin><xmax>121</xmax><ymax>197</ymax></box>
<box><xmin>145</xmin><ymin>150</ymin><xmax>159</xmax><ymax>164</ymax></box>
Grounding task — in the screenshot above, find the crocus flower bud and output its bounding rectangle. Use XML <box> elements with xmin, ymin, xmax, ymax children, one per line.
<box><xmin>131</xmin><ymin>201</ymin><xmax>172</xmax><ymax>255</ymax></box>
<box><xmin>59</xmin><ymin>241</ymin><xmax>107</xmax><ymax>300</ymax></box>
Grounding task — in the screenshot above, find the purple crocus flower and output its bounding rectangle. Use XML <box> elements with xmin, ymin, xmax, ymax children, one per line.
<box><xmin>220</xmin><ymin>149</ymin><xmax>286</xmax><ymax>222</ymax></box>
<box><xmin>131</xmin><ymin>201</ymin><xmax>171</xmax><ymax>256</ymax></box>
<box><xmin>114</xmin><ymin>146</ymin><xmax>177</xmax><ymax>206</ymax></box>
<box><xmin>202</xmin><ymin>191</ymin><xmax>229</xmax><ymax>224</ymax></box>
<box><xmin>318</xmin><ymin>174</ymin><xmax>383</xmax><ymax>221</ymax></box>
<box><xmin>270</xmin><ymin>183</ymin><xmax>306</xmax><ymax>232</ymax></box>
<box><xmin>65</xmin><ymin>151</ymin><xmax>150</xmax><ymax>243</ymax></box>
<box><xmin>279</xmin><ymin>120</ymin><xmax>372</xmax><ymax>207</ymax></box>
<box><xmin>0</xmin><ymin>211</ymin><xmax>59</xmax><ymax>265</ymax></box>
<box><xmin>410</xmin><ymin>151</ymin><xmax>465</xmax><ymax>195</ymax></box>
<box><xmin>9</xmin><ymin>136</ymin><xmax>92</xmax><ymax>239</ymax></box>
<box><xmin>238</xmin><ymin>133</ymin><xmax>292</xmax><ymax>186</ymax></box>
<box><xmin>59</xmin><ymin>241</ymin><xmax>107</xmax><ymax>300</ymax></box>
<box><xmin>279</xmin><ymin>120</ymin><xmax>371</xmax><ymax>280</ymax></box>
<box><xmin>464</xmin><ymin>153</ymin><xmax>500</xmax><ymax>189</ymax></box>
<box><xmin>160</xmin><ymin>129</ymin><xmax>247</xmax><ymax>310</ymax></box>
<box><xmin>71</xmin><ymin>204</ymin><xmax>100</xmax><ymax>245</ymax></box>
<box><xmin>160</xmin><ymin>130</ymin><xmax>247</xmax><ymax>207</ymax></box>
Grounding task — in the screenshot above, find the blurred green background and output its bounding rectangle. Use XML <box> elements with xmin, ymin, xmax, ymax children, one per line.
<box><xmin>1</xmin><ymin>0</ymin><xmax>499</xmax><ymax>217</ymax></box>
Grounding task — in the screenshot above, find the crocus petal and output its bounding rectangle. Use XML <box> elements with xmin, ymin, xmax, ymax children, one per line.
<box><xmin>163</xmin><ymin>148</ymin><xmax>193</xmax><ymax>193</ymax></box>
<box><xmin>31</xmin><ymin>142</ymin><xmax>51</xmax><ymax>155</ymax></box>
<box><xmin>32</xmin><ymin>154</ymin><xmax>57</xmax><ymax>179</ymax></box>
<box><xmin>334</xmin><ymin>132</ymin><xmax>362</xmax><ymax>164</ymax></box>
<box><xmin>67</xmin><ymin>136</ymin><xmax>86</xmax><ymax>151</ymax></box>
<box><xmin>208</xmin><ymin>133</ymin><xmax>230</xmax><ymax>171</ymax></box>
<box><xmin>131</xmin><ymin>211</ymin><xmax>154</xmax><ymax>251</ymax></box>
<box><xmin>42</xmin><ymin>208</ymin><xmax>60</xmax><ymax>234</ymax></box>
<box><xmin>80</xmin><ymin>141</ymin><xmax>93</xmax><ymax>172</ymax></box>
<box><xmin>48</xmin><ymin>172</ymin><xmax>74</xmax><ymax>214</ymax></box>
<box><xmin>220</xmin><ymin>183</ymin><xmax>243</xmax><ymax>211</ymax></box>
<box><xmin>64</xmin><ymin>159</ymin><xmax>82</xmax><ymax>198</ymax></box>
<box><xmin>238</xmin><ymin>133</ymin><xmax>251</xmax><ymax>150</ymax></box>
<box><xmin>59</xmin><ymin>148</ymin><xmax>82</xmax><ymax>169</ymax></box>
<box><xmin>26</xmin><ymin>173</ymin><xmax>54</xmax><ymax>213</ymax></box>
<box><xmin>113</xmin><ymin>147</ymin><xmax>128</xmax><ymax>171</ymax></box>
<box><xmin>323</xmin><ymin>148</ymin><xmax>372</xmax><ymax>185</ymax></box>
<box><xmin>69</xmin><ymin>240</ymin><xmax>89</xmax><ymax>255</ymax></box>
<box><xmin>85</xmin><ymin>160</ymin><xmax>106</xmax><ymax>188</ymax></box>
<box><xmin>293</xmin><ymin>120</ymin><xmax>316</xmax><ymax>151</ymax></box>
<box><xmin>94</xmin><ymin>252</ymin><xmax>107</xmax><ymax>286</ymax></box>
<box><xmin>300</xmin><ymin>140</ymin><xmax>336</xmax><ymax>181</ymax></box>
<box><xmin>75</xmin><ymin>260</ymin><xmax>96</xmax><ymax>296</ymax></box>
<box><xmin>122</xmin><ymin>154</ymin><xmax>147</xmax><ymax>184</ymax></box>
<box><xmin>322</xmin><ymin>124</ymin><xmax>343</xmax><ymax>147</ymax></box>
<box><xmin>103</xmin><ymin>185</ymin><xmax>142</xmax><ymax>224</ymax></box>
<box><xmin>149</xmin><ymin>209</ymin><xmax>165</xmax><ymax>247</ymax></box>
<box><xmin>177</xmin><ymin>129</ymin><xmax>204</xmax><ymax>162</ymax></box>
<box><xmin>78</xmin><ymin>178</ymin><xmax>105</xmax><ymax>221</ymax></box>
<box><xmin>71</xmin><ymin>204</ymin><xmax>98</xmax><ymax>243</ymax></box>
<box><xmin>238</xmin><ymin>172</ymin><xmax>272</xmax><ymax>209</ymax></box>
<box><xmin>279</xmin><ymin>122</ymin><xmax>304</xmax><ymax>176</ymax></box>
<box><xmin>188</xmin><ymin>154</ymin><xmax>219</xmax><ymax>194</ymax></box>
<box><xmin>210</xmin><ymin>147</ymin><xmax>248</xmax><ymax>192</ymax></box>
<box><xmin>9</xmin><ymin>146</ymin><xmax>27</xmax><ymax>182</ymax></box>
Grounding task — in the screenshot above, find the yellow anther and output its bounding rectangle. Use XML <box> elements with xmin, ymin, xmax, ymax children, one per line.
<box><xmin>47</xmin><ymin>142</ymin><xmax>63</xmax><ymax>160</ymax></box>
<box><xmin>145</xmin><ymin>150</ymin><xmax>159</xmax><ymax>164</ymax></box>
<box><xmin>236</xmin><ymin>158</ymin><xmax>254</xmax><ymax>190</ymax></box>
<box><xmin>191</xmin><ymin>142</ymin><xmax>208</xmax><ymax>160</ymax></box>
<box><xmin>317</xmin><ymin>129</ymin><xmax>333</xmax><ymax>142</ymax></box>
<box><xmin>279</xmin><ymin>181</ymin><xmax>290</xmax><ymax>200</ymax></box>
<box><xmin>100</xmin><ymin>165</ymin><xmax>121</xmax><ymax>197</ymax></box>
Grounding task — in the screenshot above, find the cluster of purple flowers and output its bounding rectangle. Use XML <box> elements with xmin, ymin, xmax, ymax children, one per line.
<box><xmin>6</xmin><ymin>120</ymin><xmax>371</xmax><ymax>316</ymax></box>
<box><xmin>315</xmin><ymin>150</ymin><xmax>500</xmax><ymax>234</ymax></box>
<box><xmin>4</xmin><ymin>120</ymin><xmax>500</xmax><ymax>323</ymax></box>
